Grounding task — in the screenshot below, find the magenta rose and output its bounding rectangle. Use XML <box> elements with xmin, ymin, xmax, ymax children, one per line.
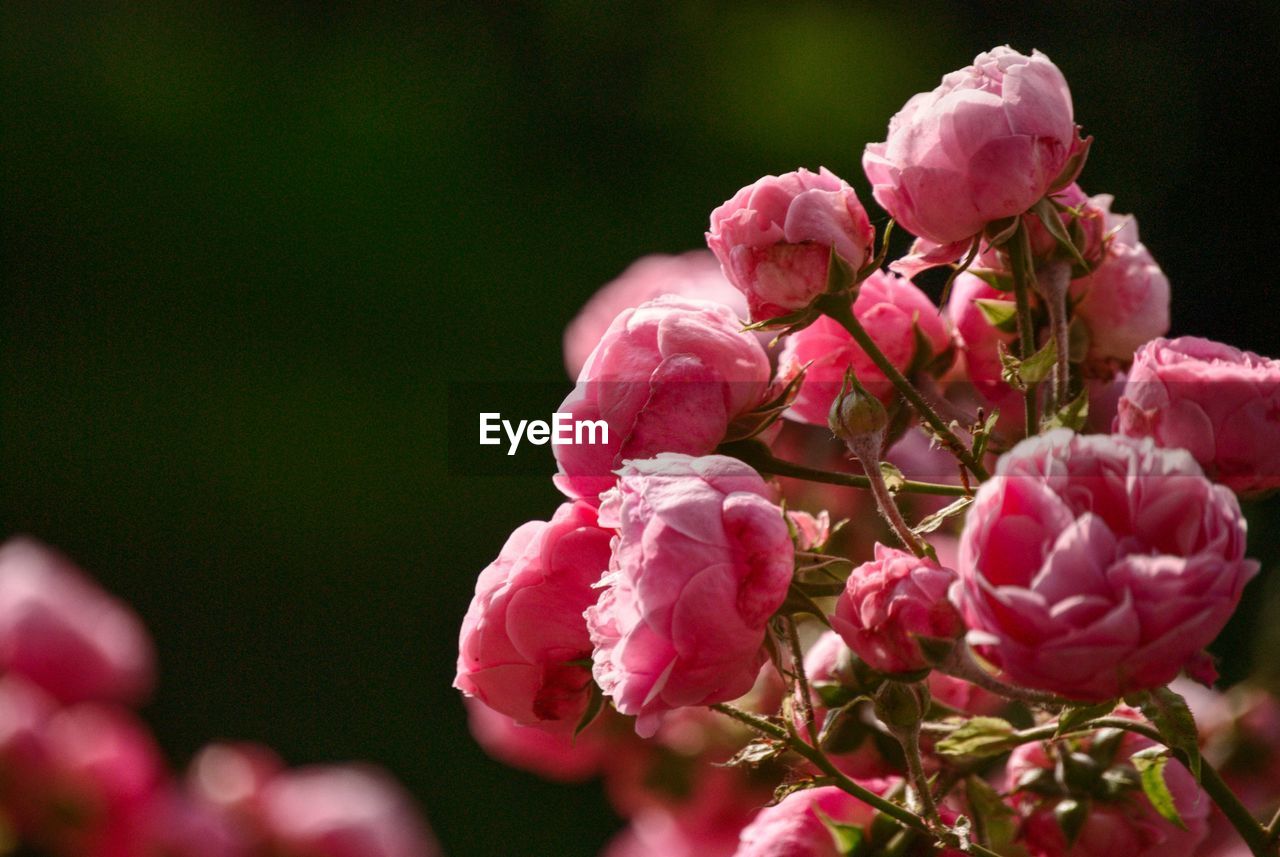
<box><xmin>555</xmin><ymin>295</ymin><xmax>773</xmax><ymax>503</ymax></box>
<box><xmin>864</xmin><ymin>46</ymin><xmax>1084</xmax><ymax>247</ymax></box>
<box><xmin>776</xmin><ymin>270</ymin><xmax>949</xmax><ymax>424</ymax></box>
<box><xmin>563</xmin><ymin>251</ymin><xmax>751</xmax><ymax>378</ymax></box>
<box><xmin>455</xmin><ymin>500</ymin><xmax>613</xmax><ymax>729</ymax></box>
<box><xmin>956</xmin><ymin>430</ymin><xmax>1258</xmax><ymax>701</ymax></box>
<box><xmin>706</xmin><ymin>167</ymin><xmax>875</xmax><ymax>321</ymax></box>
<box><xmin>1116</xmin><ymin>337</ymin><xmax>1280</xmax><ymax>497</ymax></box>
<box><xmin>1006</xmin><ymin>716</ymin><xmax>1209</xmax><ymax>857</ymax></box>
<box><xmin>259</xmin><ymin>766</ymin><xmax>441</xmax><ymax>857</ymax></box>
<box><xmin>0</xmin><ymin>537</ymin><xmax>156</xmax><ymax>706</ymax></box>
<box><xmin>831</xmin><ymin>543</ymin><xmax>964</xmax><ymax>675</ymax></box>
<box><xmin>586</xmin><ymin>454</ymin><xmax>794</xmax><ymax>736</ymax></box>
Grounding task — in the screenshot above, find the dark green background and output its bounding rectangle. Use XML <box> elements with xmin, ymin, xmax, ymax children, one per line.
<box><xmin>4</xmin><ymin>3</ymin><xmax>1280</xmax><ymax>855</ymax></box>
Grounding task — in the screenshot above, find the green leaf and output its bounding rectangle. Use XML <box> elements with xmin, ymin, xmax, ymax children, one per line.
<box><xmin>1032</xmin><ymin>196</ymin><xmax>1089</xmax><ymax>268</ymax></box>
<box><xmin>812</xmin><ymin>681</ymin><xmax>860</xmax><ymax>711</ymax></box>
<box><xmin>966</xmin><ymin>775</ymin><xmax>1030</xmax><ymax>857</ymax></box>
<box><xmin>878</xmin><ymin>461</ymin><xmax>906</xmax><ymax>493</ymax></box>
<box><xmin>1067</xmin><ymin>316</ymin><xmax>1091</xmax><ymax>363</ymax></box>
<box><xmin>1041</xmin><ymin>387</ymin><xmax>1090</xmax><ymax>433</ymax></box>
<box><xmin>1018</xmin><ymin>337</ymin><xmax>1058</xmax><ymax>386</ymax></box>
<box><xmin>1140</xmin><ymin>687</ymin><xmax>1202</xmax><ymax>780</ymax></box>
<box><xmin>575</xmin><ymin>682</ymin><xmax>606</xmax><ymax>737</ymax></box>
<box><xmin>975</xmin><ymin>298</ymin><xmax>1020</xmax><ymax>333</ymax></box>
<box><xmin>935</xmin><ymin>716</ymin><xmax>1017</xmax><ymax>759</ymax></box>
<box><xmin>826</xmin><ymin>244</ymin><xmax>857</xmax><ymax>295</ymax></box>
<box><xmin>1055</xmin><ymin>699</ymin><xmax>1118</xmax><ymax>736</ymax></box>
<box><xmin>720</xmin><ymin>739</ymin><xmax>786</xmax><ymax>769</ymax></box>
<box><xmin>1130</xmin><ymin>747</ymin><xmax>1188</xmax><ymax>829</ymax></box>
<box><xmin>816</xmin><ymin>808</ymin><xmax>868</xmax><ymax>856</ymax></box>
<box><xmin>912</xmin><ymin>495</ymin><xmax>973</xmax><ymax>536</ymax></box>
<box><xmin>971</xmin><ymin>408</ymin><xmax>1001</xmax><ymax>461</ymax></box>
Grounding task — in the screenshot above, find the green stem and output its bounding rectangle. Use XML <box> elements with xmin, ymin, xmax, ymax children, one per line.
<box><xmin>1006</xmin><ymin>223</ymin><xmax>1041</xmax><ymax>435</ymax></box>
<box><xmin>718</xmin><ymin>439</ymin><xmax>970</xmax><ymax>497</ymax></box>
<box><xmin>939</xmin><ymin>642</ymin><xmax>1072</xmax><ymax>707</ymax></box>
<box><xmin>1037</xmin><ymin>260</ymin><xmax>1073</xmax><ymax>412</ymax></box>
<box><xmin>847</xmin><ymin>435</ymin><xmax>929</xmax><ymax>558</ymax></box>
<box><xmin>816</xmin><ymin>295</ymin><xmax>990</xmax><ymax>481</ymax></box>
<box><xmin>785</xmin><ymin>618</ymin><xmax>818</xmax><ymax>744</ymax></box>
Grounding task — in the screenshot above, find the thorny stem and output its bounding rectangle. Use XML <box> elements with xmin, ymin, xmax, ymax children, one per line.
<box><xmin>896</xmin><ymin>716</ymin><xmax>942</xmax><ymax>827</ymax></box>
<box><xmin>816</xmin><ymin>295</ymin><xmax>990</xmax><ymax>481</ymax></box>
<box><xmin>718</xmin><ymin>439</ymin><xmax>971</xmax><ymax>497</ymax></box>
<box><xmin>1006</xmin><ymin>223</ymin><xmax>1041</xmax><ymax>435</ymax></box>
<box><xmin>785</xmin><ymin>617</ymin><xmax>818</xmax><ymax>743</ymax></box>
<box><xmin>1036</xmin><ymin>259</ymin><xmax>1073</xmax><ymax>411</ymax></box>
<box><xmin>938</xmin><ymin>642</ymin><xmax>1072</xmax><ymax>707</ymax></box>
<box><xmin>848</xmin><ymin>435</ymin><xmax>930</xmax><ymax>558</ymax></box>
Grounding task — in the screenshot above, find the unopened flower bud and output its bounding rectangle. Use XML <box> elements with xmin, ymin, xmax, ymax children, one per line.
<box><xmin>873</xmin><ymin>680</ymin><xmax>928</xmax><ymax>731</ymax></box>
<box><xmin>827</xmin><ymin>369</ymin><xmax>887</xmax><ymax>457</ymax></box>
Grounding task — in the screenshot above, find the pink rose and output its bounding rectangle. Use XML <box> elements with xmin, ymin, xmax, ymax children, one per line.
<box><xmin>563</xmin><ymin>251</ymin><xmax>751</xmax><ymax>378</ymax></box>
<box><xmin>0</xmin><ymin>537</ymin><xmax>155</xmax><ymax>706</ymax></box>
<box><xmin>733</xmin><ymin>785</ymin><xmax>877</xmax><ymax>857</ymax></box>
<box><xmin>186</xmin><ymin>742</ymin><xmax>283</xmax><ymax>820</ymax></box>
<box><xmin>604</xmin><ymin>804</ymin><xmax>750</xmax><ymax>857</ymax></box>
<box><xmin>706</xmin><ymin>168</ymin><xmax>875</xmax><ymax>321</ymax></box>
<box><xmin>555</xmin><ymin>296</ymin><xmax>773</xmax><ymax>503</ymax></box>
<box><xmin>956</xmin><ymin>430</ymin><xmax>1258</xmax><ymax>701</ymax></box>
<box><xmin>776</xmin><ymin>271</ymin><xmax>949</xmax><ymax>424</ymax></box>
<box><xmin>259</xmin><ymin>766</ymin><xmax>440</xmax><ymax>857</ymax></box>
<box><xmin>1116</xmin><ymin>337</ymin><xmax>1280</xmax><ymax>497</ymax></box>
<box><xmin>1069</xmin><ymin>200</ymin><xmax>1169</xmax><ymax>366</ymax></box>
<box><xmin>864</xmin><ymin>47</ymin><xmax>1084</xmax><ymax>246</ymax></box>
<box><xmin>586</xmin><ymin>454</ymin><xmax>794</xmax><ymax>736</ymax></box>
<box><xmin>134</xmin><ymin>788</ymin><xmax>252</xmax><ymax>857</ymax></box>
<box><xmin>463</xmin><ymin>696</ymin><xmax>607</xmax><ymax>782</ymax></box>
<box><xmin>455</xmin><ymin>501</ymin><xmax>613</xmax><ymax>729</ymax></box>
<box><xmin>831</xmin><ymin>544</ymin><xmax>964</xmax><ymax>675</ymax></box>
<box><xmin>947</xmin><ymin>272</ymin><xmax>1019</xmax><ymax>409</ymax></box>
<box><xmin>1006</xmin><ymin>717</ymin><xmax>1209</xmax><ymax>857</ymax></box>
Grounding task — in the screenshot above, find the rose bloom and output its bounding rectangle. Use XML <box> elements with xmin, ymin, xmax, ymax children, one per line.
<box><xmin>864</xmin><ymin>46</ymin><xmax>1083</xmax><ymax>247</ymax></box>
<box><xmin>455</xmin><ymin>501</ymin><xmax>613</xmax><ymax>729</ymax></box>
<box><xmin>776</xmin><ymin>270</ymin><xmax>949</xmax><ymax>423</ymax></box>
<box><xmin>831</xmin><ymin>544</ymin><xmax>964</xmax><ymax>675</ymax></box>
<box><xmin>707</xmin><ymin>167</ymin><xmax>875</xmax><ymax>321</ymax></box>
<box><xmin>555</xmin><ymin>295</ymin><xmax>773</xmax><ymax>503</ymax></box>
<box><xmin>563</xmin><ymin>251</ymin><xmax>750</xmax><ymax>378</ymax></box>
<box><xmin>1116</xmin><ymin>336</ymin><xmax>1280</xmax><ymax>497</ymax></box>
<box><xmin>462</xmin><ymin>696</ymin><xmax>608</xmax><ymax>783</ymax></box>
<box><xmin>955</xmin><ymin>430</ymin><xmax>1257</xmax><ymax>701</ymax></box>
<box><xmin>0</xmin><ymin>537</ymin><xmax>155</xmax><ymax>706</ymax></box>
<box><xmin>586</xmin><ymin>454</ymin><xmax>794</xmax><ymax>737</ymax></box>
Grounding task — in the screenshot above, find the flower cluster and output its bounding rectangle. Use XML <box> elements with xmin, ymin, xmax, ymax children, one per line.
<box><xmin>1</xmin><ymin>538</ymin><xmax>439</xmax><ymax>857</ymax></box>
<box><xmin>456</xmin><ymin>45</ymin><xmax>1280</xmax><ymax>857</ymax></box>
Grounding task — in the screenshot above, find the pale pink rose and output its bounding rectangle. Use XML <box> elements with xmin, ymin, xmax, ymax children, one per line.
<box><xmin>1069</xmin><ymin>202</ymin><xmax>1169</xmax><ymax>366</ymax></box>
<box><xmin>1006</xmin><ymin>716</ymin><xmax>1209</xmax><ymax>857</ymax></box>
<box><xmin>186</xmin><ymin>742</ymin><xmax>283</xmax><ymax>820</ymax></box>
<box><xmin>786</xmin><ymin>510</ymin><xmax>831</xmax><ymax>552</ymax></box>
<box><xmin>563</xmin><ymin>251</ymin><xmax>751</xmax><ymax>378</ymax></box>
<box><xmin>706</xmin><ymin>168</ymin><xmax>875</xmax><ymax>321</ymax></box>
<box><xmin>259</xmin><ymin>766</ymin><xmax>440</xmax><ymax>857</ymax></box>
<box><xmin>946</xmin><ymin>272</ymin><xmax>1019</xmax><ymax>413</ymax></box>
<box><xmin>864</xmin><ymin>46</ymin><xmax>1084</xmax><ymax>246</ymax></box>
<box><xmin>831</xmin><ymin>544</ymin><xmax>964</xmax><ymax>675</ymax></box>
<box><xmin>463</xmin><ymin>696</ymin><xmax>607</xmax><ymax>782</ymax></box>
<box><xmin>555</xmin><ymin>296</ymin><xmax>773</xmax><ymax>503</ymax></box>
<box><xmin>0</xmin><ymin>537</ymin><xmax>155</xmax><ymax>706</ymax></box>
<box><xmin>1116</xmin><ymin>337</ymin><xmax>1280</xmax><ymax>497</ymax></box>
<box><xmin>956</xmin><ymin>430</ymin><xmax>1258</xmax><ymax>701</ymax></box>
<box><xmin>776</xmin><ymin>271</ymin><xmax>949</xmax><ymax>424</ymax></box>
<box><xmin>455</xmin><ymin>501</ymin><xmax>613</xmax><ymax>729</ymax></box>
<box><xmin>603</xmin><ymin>804</ymin><xmax>750</xmax><ymax>857</ymax></box>
<box><xmin>586</xmin><ymin>454</ymin><xmax>794</xmax><ymax>737</ymax></box>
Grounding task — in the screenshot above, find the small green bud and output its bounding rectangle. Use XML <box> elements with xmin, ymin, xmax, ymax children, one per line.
<box><xmin>828</xmin><ymin>368</ymin><xmax>887</xmax><ymax>454</ymax></box>
<box><xmin>1054</xmin><ymin>797</ymin><xmax>1090</xmax><ymax>847</ymax></box>
<box><xmin>873</xmin><ymin>680</ymin><xmax>927</xmax><ymax>731</ymax></box>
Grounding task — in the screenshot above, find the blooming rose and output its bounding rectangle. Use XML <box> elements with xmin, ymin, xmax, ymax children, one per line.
<box><xmin>259</xmin><ymin>766</ymin><xmax>441</xmax><ymax>857</ymax></box>
<box><xmin>776</xmin><ymin>270</ymin><xmax>949</xmax><ymax>423</ymax></box>
<box><xmin>1006</xmin><ymin>717</ymin><xmax>1209</xmax><ymax>857</ymax></box>
<box><xmin>706</xmin><ymin>168</ymin><xmax>875</xmax><ymax>321</ymax></box>
<box><xmin>186</xmin><ymin>742</ymin><xmax>283</xmax><ymax>820</ymax></box>
<box><xmin>734</xmin><ymin>785</ymin><xmax>877</xmax><ymax>857</ymax></box>
<box><xmin>563</xmin><ymin>251</ymin><xmax>751</xmax><ymax>378</ymax></box>
<box><xmin>463</xmin><ymin>697</ymin><xmax>607</xmax><ymax>783</ymax></box>
<box><xmin>955</xmin><ymin>430</ymin><xmax>1258</xmax><ymax>700</ymax></box>
<box><xmin>831</xmin><ymin>544</ymin><xmax>964</xmax><ymax>675</ymax></box>
<box><xmin>555</xmin><ymin>296</ymin><xmax>773</xmax><ymax>503</ymax></box>
<box><xmin>455</xmin><ymin>501</ymin><xmax>613</xmax><ymax>728</ymax></box>
<box><xmin>864</xmin><ymin>46</ymin><xmax>1084</xmax><ymax>247</ymax></box>
<box><xmin>1116</xmin><ymin>337</ymin><xmax>1280</xmax><ymax>497</ymax></box>
<box><xmin>586</xmin><ymin>454</ymin><xmax>794</xmax><ymax>736</ymax></box>
<box><xmin>0</xmin><ymin>537</ymin><xmax>155</xmax><ymax>706</ymax></box>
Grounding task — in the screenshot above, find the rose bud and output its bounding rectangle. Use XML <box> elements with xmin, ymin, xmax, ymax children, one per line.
<box><xmin>463</xmin><ymin>696</ymin><xmax>607</xmax><ymax>783</ymax></box>
<box><xmin>586</xmin><ymin>454</ymin><xmax>794</xmax><ymax>737</ymax></box>
<box><xmin>955</xmin><ymin>430</ymin><xmax>1258</xmax><ymax>701</ymax></box>
<box><xmin>0</xmin><ymin>537</ymin><xmax>155</xmax><ymax>706</ymax></box>
<box><xmin>863</xmin><ymin>46</ymin><xmax>1085</xmax><ymax>248</ymax></box>
<box><xmin>554</xmin><ymin>295</ymin><xmax>772</xmax><ymax>503</ymax></box>
<box><xmin>259</xmin><ymin>765</ymin><xmax>440</xmax><ymax>857</ymax></box>
<box><xmin>706</xmin><ymin>167</ymin><xmax>875</xmax><ymax>322</ymax></box>
<box><xmin>455</xmin><ymin>501</ymin><xmax>613</xmax><ymax>730</ymax></box>
<box><xmin>831</xmin><ymin>544</ymin><xmax>964</xmax><ymax>676</ymax></box>
<box><xmin>563</xmin><ymin>251</ymin><xmax>751</xmax><ymax>378</ymax></box>
<box><xmin>776</xmin><ymin>270</ymin><xmax>950</xmax><ymax>424</ymax></box>
<box><xmin>1116</xmin><ymin>336</ymin><xmax>1280</xmax><ymax>497</ymax></box>
<box><xmin>1006</xmin><ymin>715</ymin><xmax>1209</xmax><ymax>857</ymax></box>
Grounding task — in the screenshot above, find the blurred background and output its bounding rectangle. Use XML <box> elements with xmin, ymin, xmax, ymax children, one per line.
<box><xmin>4</xmin><ymin>2</ymin><xmax>1280</xmax><ymax>854</ymax></box>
